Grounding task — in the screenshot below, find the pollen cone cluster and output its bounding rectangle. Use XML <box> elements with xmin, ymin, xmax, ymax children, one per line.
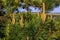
<box><xmin>41</xmin><ymin>13</ymin><xmax>46</xmax><ymax>23</ymax></box>
<box><xmin>19</xmin><ymin>15</ymin><xmax>24</xmax><ymax>28</ymax></box>
<box><xmin>12</xmin><ymin>14</ymin><xmax>15</xmax><ymax>25</ymax></box>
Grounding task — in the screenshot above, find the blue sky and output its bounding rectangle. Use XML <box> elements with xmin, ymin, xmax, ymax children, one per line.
<box><xmin>17</xmin><ymin>6</ymin><xmax>42</xmax><ymax>12</ymax></box>
<box><xmin>50</xmin><ymin>5</ymin><xmax>60</xmax><ymax>13</ymax></box>
<box><xmin>17</xmin><ymin>5</ymin><xmax>60</xmax><ymax>13</ymax></box>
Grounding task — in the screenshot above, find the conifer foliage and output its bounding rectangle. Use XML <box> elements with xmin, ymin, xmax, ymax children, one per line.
<box><xmin>0</xmin><ymin>13</ymin><xmax>60</xmax><ymax>40</ymax></box>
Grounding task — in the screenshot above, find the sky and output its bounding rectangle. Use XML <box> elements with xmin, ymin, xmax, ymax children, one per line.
<box><xmin>17</xmin><ymin>5</ymin><xmax>60</xmax><ymax>13</ymax></box>
<box><xmin>50</xmin><ymin>5</ymin><xmax>60</xmax><ymax>13</ymax></box>
<box><xmin>17</xmin><ymin>6</ymin><xmax>42</xmax><ymax>13</ymax></box>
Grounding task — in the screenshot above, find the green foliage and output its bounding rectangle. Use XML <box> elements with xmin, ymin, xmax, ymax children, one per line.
<box><xmin>0</xmin><ymin>13</ymin><xmax>60</xmax><ymax>40</ymax></box>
